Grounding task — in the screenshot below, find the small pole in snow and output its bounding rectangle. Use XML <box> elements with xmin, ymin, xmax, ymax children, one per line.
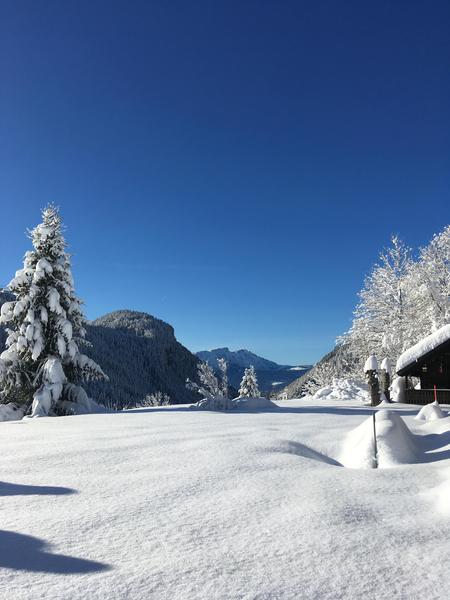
<box><xmin>434</xmin><ymin>384</ymin><xmax>438</xmax><ymax>404</ymax></box>
<box><xmin>372</xmin><ymin>412</ymin><xmax>378</xmax><ymax>469</ymax></box>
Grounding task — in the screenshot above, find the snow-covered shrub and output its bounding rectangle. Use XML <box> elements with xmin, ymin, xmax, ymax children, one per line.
<box><xmin>0</xmin><ymin>205</ymin><xmax>107</xmax><ymax>417</ymax></box>
<box><xmin>138</xmin><ymin>391</ymin><xmax>171</xmax><ymax>407</ymax></box>
<box><xmin>238</xmin><ymin>365</ymin><xmax>260</xmax><ymax>397</ymax></box>
<box><xmin>311</xmin><ymin>378</ymin><xmax>368</xmax><ymax>403</ymax></box>
<box><xmin>187</xmin><ymin>360</ymin><xmax>230</xmax><ymax>410</ymax></box>
<box><xmin>303</xmin><ymin>359</ymin><xmax>341</xmax><ymax>395</ymax></box>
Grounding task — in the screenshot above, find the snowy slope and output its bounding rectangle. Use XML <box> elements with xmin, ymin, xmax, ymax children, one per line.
<box><xmin>1</xmin><ymin>399</ymin><xmax>449</xmax><ymax>599</ymax></box>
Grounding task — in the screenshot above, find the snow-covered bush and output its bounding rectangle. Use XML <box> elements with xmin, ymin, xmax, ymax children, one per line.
<box><xmin>238</xmin><ymin>365</ymin><xmax>259</xmax><ymax>397</ymax></box>
<box><xmin>187</xmin><ymin>360</ymin><xmax>230</xmax><ymax>410</ymax></box>
<box><xmin>311</xmin><ymin>378</ymin><xmax>368</xmax><ymax>403</ymax></box>
<box><xmin>303</xmin><ymin>359</ymin><xmax>343</xmax><ymax>395</ymax></box>
<box><xmin>137</xmin><ymin>391</ymin><xmax>171</xmax><ymax>407</ymax></box>
<box><xmin>0</xmin><ymin>205</ymin><xmax>107</xmax><ymax>417</ymax></box>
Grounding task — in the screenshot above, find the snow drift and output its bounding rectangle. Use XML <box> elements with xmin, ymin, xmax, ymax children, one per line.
<box><xmin>233</xmin><ymin>396</ymin><xmax>276</xmax><ymax>410</ymax></box>
<box><xmin>339</xmin><ymin>409</ymin><xmax>421</xmax><ymax>469</ymax></box>
<box><xmin>0</xmin><ymin>402</ymin><xmax>25</xmax><ymax>422</ymax></box>
<box><xmin>415</xmin><ymin>401</ymin><xmax>447</xmax><ymax>422</ymax></box>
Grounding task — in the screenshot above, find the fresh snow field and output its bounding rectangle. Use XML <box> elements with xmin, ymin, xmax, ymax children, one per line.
<box><xmin>1</xmin><ymin>399</ymin><xmax>450</xmax><ymax>599</ymax></box>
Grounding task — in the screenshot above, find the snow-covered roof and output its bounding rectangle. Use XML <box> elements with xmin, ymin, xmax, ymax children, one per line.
<box><xmin>396</xmin><ymin>324</ymin><xmax>450</xmax><ymax>374</ymax></box>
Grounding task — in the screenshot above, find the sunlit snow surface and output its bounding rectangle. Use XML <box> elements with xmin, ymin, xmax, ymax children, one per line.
<box><xmin>1</xmin><ymin>399</ymin><xmax>449</xmax><ymax>599</ymax></box>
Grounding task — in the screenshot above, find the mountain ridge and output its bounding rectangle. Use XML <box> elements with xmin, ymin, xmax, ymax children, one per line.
<box><xmin>196</xmin><ymin>347</ymin><xmax>311</xmax><ymax>393</ymax></box>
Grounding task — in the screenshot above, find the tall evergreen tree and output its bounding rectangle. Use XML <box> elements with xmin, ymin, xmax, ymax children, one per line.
<box><xmin>0</xmin><ymin>205</ymin><xmax>106</xmax><ymax>415</ymax></box>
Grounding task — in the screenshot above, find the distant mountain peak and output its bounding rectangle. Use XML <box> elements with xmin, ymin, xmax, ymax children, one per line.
<box><xmin>196</xmin><ymin>347</ymin><xmax>282</xmax><ymax>371</ymax></box>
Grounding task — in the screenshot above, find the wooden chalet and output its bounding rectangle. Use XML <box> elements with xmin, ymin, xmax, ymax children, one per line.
<box><xmin>396</xmin><ymin>325</ymin><xmax>450</xmax><ymax>404</ymax></box>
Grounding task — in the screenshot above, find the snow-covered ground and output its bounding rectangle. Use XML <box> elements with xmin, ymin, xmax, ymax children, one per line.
<box><xmin>1</xmin><ymin>399</ymin><xmax>450</xmax><ymax>599</ymax></box>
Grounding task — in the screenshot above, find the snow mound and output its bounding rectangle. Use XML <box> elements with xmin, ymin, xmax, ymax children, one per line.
<box><xmin>396</xmin><ymin>324</ymin><xmax>450</xmax><ymax>373</ymax></box>
<box><xmin>340</xmin><ymin>409</ymin><xmax>421</xmax><ymax>469</ymax></box>
<box><xmin>415</xmin><ymin>401</ymin><xmax>447</xmax><ymax>422</ymax></box>
<box><xmin>391</xmin><ymin>376</ymin><xmax>406</xmax><ymax>402</ymax></box>
<box><xmin>58</xmin><ymin>384</ymin><xmax>108</xmax><ymax>416</ymax></box>
<box><xmin>0</xmin><ymin>403</ymin><xmax>25</xmax><ymax>422</ymax></box>
<box><xmin>313</xmin><ymin>378</ymin><xmax>368</xmax><ymax>403</ymax></box>
<box><xmin>233</xmin><ymin>396</ymin><xmax>276</xmax><ymax>410</ymax></box>
<box><xmin>190</xmin><ymin>396</ymin><xmax>231</xmax><ymax>411</ymax></box>
<box><xmin>378</xmin><ymin>393</ymin><xmax>391</xmax><ymax>407</ymax></box>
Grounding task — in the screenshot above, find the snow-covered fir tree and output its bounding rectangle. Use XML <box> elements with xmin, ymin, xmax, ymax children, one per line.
<box><xmin>238</xmin><ymin>365</ymin><xmax>260</xmax><ymax>397</ymax></box>
<box><xmin>0</xmin><ymin>205</ymin><xmax>106</xmax><ymax>416</ymax></box>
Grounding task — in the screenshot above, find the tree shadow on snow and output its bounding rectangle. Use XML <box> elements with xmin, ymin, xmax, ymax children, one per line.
<box><xmin>0</xmin><ymin>530</ymin><xmax>111</xmax><ymax>574</ymax></box>
<box><xmin>113</xmin><ymin>405</ymin><xmax>419</xmax><ymax>418</ymax></box>
<box><xmin>0</xmin><ymin>481</ymin><xmax>77</xmax><ymax>496</ymax></box>
<box><xmin>277</xmin><ymin>440</ymin><xmax>342</xmax><ymax>466</ymax></box>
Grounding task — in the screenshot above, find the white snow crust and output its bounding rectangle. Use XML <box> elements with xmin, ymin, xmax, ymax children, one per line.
<box><xmin>1</xmin><ymin>398</ymin><xmax>450</xmax><ymax>599</ymax></box>
<box><xmin>396</xmin><ymin>324</ymin><xmax>450</xmax><ymax>372</ymax></box>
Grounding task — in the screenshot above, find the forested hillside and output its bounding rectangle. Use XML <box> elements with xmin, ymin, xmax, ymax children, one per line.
<box><xmin>84</xmin><ymin>310</ymin><xmax>200</xmax><ymax>408</ymax></box>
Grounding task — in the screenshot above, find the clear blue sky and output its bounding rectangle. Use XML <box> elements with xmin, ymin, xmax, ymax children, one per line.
<box><xmin>1</xmin><ymin>1</ymin><xmax>449</xmax><ymax>364</ymax></box>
